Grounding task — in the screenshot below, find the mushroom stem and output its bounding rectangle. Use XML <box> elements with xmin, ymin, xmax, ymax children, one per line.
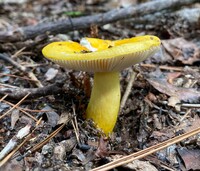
<box><xmin>86</xmin><ymin>72</ymin><xmax>120</xmax><ymax>135</ymax></box>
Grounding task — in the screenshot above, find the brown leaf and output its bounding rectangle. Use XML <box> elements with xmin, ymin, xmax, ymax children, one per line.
<box><xmin>162</xmin><ymin>38</ymin><xmax>200</xmax><ymax>65</ymax></box>
<box><xmin>72</xmin><ymin>149</ymin><xmax>86</xmax><ymax>162</ymax></box>
<box><xmin>41</xmin><ymin>105</ymin><xmax>59</xmax><ymax>127</ymax></box>
<box><xmin>95</xmin><ymin>137</ymin><xmax>109</xmax><ymax>158</ymax></box>
<box><xmin>0</xmin><ymin>158</ymin><xmax>23</xmax><ymax>171</ymax></box>
<box><xmin>57</xmin><ymin>112</ymin><xmax>70</xmax><ymax>125</ymax></box>
<box><xmin>125</xmin><ymin>160</ymin><xmax>158</xmax><ymax>171</ymax></box>
<box><xmin>147</xmin><ymin>78</ymin><xmax>200</xmax><ymax>104</ymax></box>
<box><xmin>177</xmin><ymin>148</ymin><xmax>200</xmax><ymax>170</ymax></box>
<box><xmin>11</xmin><ymin>109</ymin><xmax>19</xmax><ymax>129</ymax></box>
<box><xmin>167</xmin><ymin>72</ymin><xmax>182</xmax><ymax>84</ymax></box>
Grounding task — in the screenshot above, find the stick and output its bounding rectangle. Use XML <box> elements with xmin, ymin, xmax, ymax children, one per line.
<box><xmin>0</xmin><ymin>82</ymin><xmax>64</xmax><ymax>100</ymax></box>
<box><xmin>0</xmin><ymin>0</ymin><xmax>198</xmax><ymax>42</ymax></box>
<box><xmin>120</xmin><ymin>71</ymin><xmax>136</xmax><ymax>113</ymax></box>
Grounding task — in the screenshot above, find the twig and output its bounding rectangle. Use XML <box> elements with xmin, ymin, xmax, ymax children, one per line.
<box><xmin>181</xmin><ymin>103</ymin><xmax>200</xmax><ymax>108</ymax></box>
<box><xmin>0</xmin><ymin>82</ymin><xmax>64</xmax><ymax>100</ymax></box>
<box><xmin>91</xmin><ymin>126</ymin><xmax>200</xmax><ymax>171</ymax></box>
<box><xmin>0</xmin><ymin>53</ymin><xmax>43</xmax><ymax>87</ymax></box>
<box><xmin>120</xmin><ymin>70</ymin><xmax>136</xmax><ymax>113</ymax></box>
<box><xmin>0</xmin><ymin>0</ymin><xmax>198</xmax><ymax>42</ymax></box>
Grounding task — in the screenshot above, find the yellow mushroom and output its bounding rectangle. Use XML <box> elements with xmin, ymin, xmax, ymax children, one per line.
<box><xmin>42</xmin><ymin>35</ymin><xmax>161</xmax><ymax>135</ymax></box>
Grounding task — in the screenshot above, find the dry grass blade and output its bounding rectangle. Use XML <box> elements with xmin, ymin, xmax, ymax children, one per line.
<box><xmin>92</xmin><ymin>126</ymin><xmax>200</xmax><ymax>171</ymax></box>
<box><xmin>0</xmin><ymin>93</ymin><xmax>30</xmax><ymax>120</ymax></box>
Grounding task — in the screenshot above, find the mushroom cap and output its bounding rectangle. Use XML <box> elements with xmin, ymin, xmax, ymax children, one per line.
<box><xmin>42</xmin><ymin>35</ymin><xmax>161</xmax><ymax>72</ymax></box>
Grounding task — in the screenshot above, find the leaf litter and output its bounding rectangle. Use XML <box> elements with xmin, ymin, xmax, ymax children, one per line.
<box><xmin>0</xmin><ymin>0</ymin><xmax>200</xmax><ymax>170</ymax></box>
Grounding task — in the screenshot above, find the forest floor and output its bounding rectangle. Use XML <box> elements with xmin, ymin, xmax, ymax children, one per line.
<box><xmin>0</xmin><ymin>0</ymin><xmax>200</xmax><ymax>170</ymax></box>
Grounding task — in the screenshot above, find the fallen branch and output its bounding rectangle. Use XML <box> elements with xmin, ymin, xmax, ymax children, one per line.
<box><xmin>0</xmin><ymin>0</ymin><xmax>198</xmax><ymax>42</ymax></box>
<box><xmin>0</xmin><ymin>82</ymin><xmax>64</xmax><ymax>100</ymax></box>
<box><xmin>128</xmin><ymin>8</ymin><xmax>200</xmax><ymax>38</ymax></box>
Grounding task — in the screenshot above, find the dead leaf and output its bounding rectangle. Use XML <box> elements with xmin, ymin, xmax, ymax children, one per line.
<box><xmin>147</xmin><ymin>78</ymin><xmax>200</xmax><ymax>106</ymax></box>
<box><xmin>0</xmin><ymin>102</ymin><xmax>9</xmax><ymax>113</ymax></box>
<box><xmin>150</xmin><ymin>130</ymin><xmax>174</xmax><ymax>142</ymax></box>
<box><xmin>167</xmin><ymin>72</ymin><xmax>182</xmax><ymax>84</ymax></box>
<box><xmin>0</xmin><ymin>158</ymin><xmax>23</xmax><ymax>171</ymax></box>
<box><xmin>72</xmin><ymin>149</ymin><xmax>86</xmax><ymax>162</ymax></box>
<box><xmin>11</xmin><ymin>109</ymin><xmax>19</xmax><ymax>129</ymax></box>
<box><xmin>177</xmin><ymin>147</ymin><xmax>200</xmax><ymax>170</ymax></box>
<box><xmin>41</xmin><ymin>105</ymin><xmax>59</xmax><ymax>127</ymax></box>
<box><xmin>0</xmin><ymin>65</ymin><xmax>10</xmax><ymax>83</ymax></box>
<box><xmin>125</xmin><ymin>160</ymin><xmax>158</xmax><ymax>171</ymax></box>
<box><xmin>44</xmin><ymin>68</ymin><xmax>58</xmax><ymax>81</ymax></box>
<box><xmin>168</xmin><ymin>96</ymin><xmax>180</xmax><ymax>107</ymax></box>
<box><xmin>162</xmin><ymin>38</ymin><xmax>200</xmax><ymax>65</ymax></box>
<box><xmin>95</xmin><ymin>137</ymin><xmax>109</xmax><ymax>158</ymax></box>
<box><xmin>178</xmin><ymin>115</ymin><xmax>200</xmax><ymax>133</ymax></box>
<box><xmin>57</xmin><ymin>112</ymin><xmax>70</xmax><ymax>125</ymax></box>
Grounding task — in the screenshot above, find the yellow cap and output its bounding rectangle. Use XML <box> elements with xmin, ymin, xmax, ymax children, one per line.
<box><xmin>42</xmin><ymin>35</ymin><xmax>161</xmax><ymax>72</ymax></box>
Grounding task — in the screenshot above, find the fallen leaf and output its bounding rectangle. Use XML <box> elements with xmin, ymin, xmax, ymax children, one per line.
<box><xmin>147</xmin><ymin>78</ymin><xmax>200</xmax><ymax>105</ymax></box>
<box><xmin>0</xmin><ymin>102</ymin><xmax>10</xmax><ymax>113</ymax></box>
<box><xmin>57</xmin><ymin>112</ymin><xmax>70</xmax><ymax>125</ymax></box>
<box><xmin>177</xmin><ymin>115</ymin><xmax>200</xmax><ymax>133</ymax></box>
<box><xmin>162</xmin><ymin>38</ymin><xmax>200</xmax><ymax>65</ymax></box>
<box><xmin>71</xmin><ymin>149</ymin><xmax>86</xmax><ymax>162</ymax></box>
<box><xmin>11</xmin><ymin>109</ymin><xmax>19</xmax><ymax>129</ymax></box>
<box><xmin>54</xmin><ymin>138</ymin><xmax>80</xmax><ymax>162</ymax></box>
<box><xmin>177</xmin><ymin>147</ymin><xmax>200</xmax><ymax>170</ymax></box>
<box><xmin>0</xmin><ymin>158</ymin><xmax>23</xmax><ymax>171</ymax></box>
<box><xmin>125</xmin><ymin>160</ymin><xmax>158</xmax><ymax>171</ymax></box>
<box><xmin>150</xmin><ymin>130</ymin><xmax>174</xmax><ymax>142</ymax></box>
<box><xmin>0</xmin><ymin>65</ymin><xmax>10</xmax><ymax>83</ymax></box>
<box><xmin>166</xmin><ymin>72</ymin><xmax>182</xmax><ymax>84</ymax></box>
<box><xmin>41</xmin><ymin>105</ymin><xmax>59</xmax><ymax>127</ymax></box>
<box><xmin>95</xmin><ymin>137</ymin><xmax>109</xmax><ymax>158</ymax></box>
<box><xmin>44</xmin><ymin>68</ymin><xmax>58</xmax><ymax>81</ymax></box>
